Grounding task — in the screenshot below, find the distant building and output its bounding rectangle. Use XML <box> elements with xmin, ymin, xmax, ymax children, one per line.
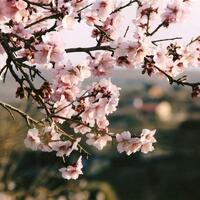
<box><xmin>132</xmin><ymin>97</ymin><xmax>143</xmax><ymax>109</ymax></box>
<box><xmin>155</xmin><ymin>101</ymin><xmax>172</xmax><ymax>122</ymax></box>
<box><xmin>133</xmin><ymin>98</ymin><xmax>172</xmax><ymax>122</ymax></box>
<box><xmin>148</xmin><ymin>85</ymin><xmax>164</xmax><ymax>99</ymax></box>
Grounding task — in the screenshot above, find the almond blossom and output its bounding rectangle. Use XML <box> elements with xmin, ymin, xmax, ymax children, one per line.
<box><xmin>126</xmin><ymin>137</ymin><xmax>142</xmax><ymax>155</ymax></box>
<box><xmin>91</xmin><ymin>0</ymin><xmax>114</xmax><ymax>21</ymax></box>
<box><xmin>53</xmin><ymin>95</ymin><xmax>76</xmax><ymax>123</ymax></box>
<box><xmin>161</xmin><ymin>0</ymin><xmax>191</xmax><ymax>26</ymax></box>
<box><xmin>116</xmin><ymin>131</ymin><xmax>132</xmax><ymax>154</ymax></box>
<box><xmin>51</xmin><ymin>141</ymin><xmax>73</xmax><ymax>157</ymax></box>
<box><xmin>0</xmin><ymin>0</ymin><xmax>29</xmax><ymax>23</ymax></box>
<box><xmin>116</xmin><ymin>129</ymin><xmax>156</xmax><ymax>155</ymax></box>
<box><xmin>70</xmin><ymin>123</ymin><xmax>91</xmax><ymax>135</ymax></box>
<box><xmin>80</xmin><ymin>79</ymin><xmax>120</xmax><ymax>130</ymax></box>
<box><xmin>24</xmin><ymin>128</ymin><xmax>41</xmax><ymax>151</ymax></box>
<box><xmin>113</xmin><ymin>36</ymin><xmax>150</xmax><ymax>69</ymax></box>
<box><xmin>116</xmin><ymin>131</ymin><xmax>142</xmax><ymax>155</ymax></box>
<box><xmin>88</xmin><ymin>52</ymin><xmax>114</xmax><ymax>76</ymax></box>
<box><xmin>59</xmin><ymin>156</ymin><xmax>83</xmax><ymax>180</ymax></box>
<box><xmin>3</xmin><ymin>0</ymin><xmax>200</xmax><ymax>181</ymax></box>
<box><xmin>86</xmin><ymin>133</ymin><xmax>112</xmax><ymax>150</ymax></box>
<box><xmin>38</xmin><ymin>125</ymin><xmax>61</xmax><ymax>152</ymax></box>
<box><xmin>140</xmin><ymin>129</ymin><xmax>157</xmax><ymax>154</ymax></box>
<box><xmin>34</xmin><ymin>33</ymin><xmax>65</xmax><ymax>66</ymax></box>
<box><xmin>0</xmin><ymin>44</ymin><xmax>4</xmax><ymax>54</ymax></box>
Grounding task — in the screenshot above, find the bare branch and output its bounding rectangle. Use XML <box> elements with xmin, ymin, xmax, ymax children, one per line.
<box><xmin>153</xmin><ymin>65</ymin><xmax>200</xmax><ymax>88</ymax></box>
<box><xmin>0</xmin><ymin>101</ymin><xmax>41</xmax><ymax>126</ymax></box>
<box><xmin>25</xmin><ymin>13</ymin><xmax>61</xmax><ymax>29</ymax></box>
<box><xmin>65</xmin><ymin>45</ymin><xmax>114</xmax><ymax>54</ymax></box>
<box><xmin>152</xmin><ymin>37</ymin><xmax>182</xmax><ymax>46</ymax></box>
<box><xmin>111</xmin><ymin>0</ymin><xmax>141</xmax><ymax>14</ymax></box>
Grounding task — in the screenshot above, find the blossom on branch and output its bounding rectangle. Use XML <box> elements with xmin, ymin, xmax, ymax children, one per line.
<box><xmin>59</xmin><ymin>156</ymin><xmax>83</xmax><ymax>180</ymax></box>
<box><xmin>1</xmin><ymin>0</ymin><xmax>199</xmax><ymax>180</ymax></box>
<box><xmin>116</xmin><ymin>129</ymin><xmax>156</xmax><ymax>155</ymax></box>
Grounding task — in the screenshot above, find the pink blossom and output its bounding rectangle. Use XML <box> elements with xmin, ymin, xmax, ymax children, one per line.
<box><xmin>38</xmin><ymin>125</ymin><xmax>61</xmax><ymax>152</ymax></box>
<box><xmin>116</xmin><ymin>130</ymin><xmax>156</xmax><ymax>155</ymax></box>
<box><xmin>34</xmin><ymin>33</ymin><xmax>65</xmax><ymax>65</ymax></box>
<box><xmin>96</xmin><ymin>116</ymin><xmax>109</xmax><ymax>130</ymax></box>
<box><xmin>91</xmin><ymin>79</ymin><xmax>120</xmax><ymax>115</ymax></box>
<box><xmin>70</xmin><ymin>123</ymin><xmax>91</xmax><ymax>135</ymax></box>
<box><xmin>113</xmin><ymin>37</ymin><xmax>149</xmax><ymax>69</ymax></box>
<box><xmin>59</xmin><ymin>156</ymin><xmax>83</xmax><ymax>180</ymax></box>
<box><xmin>102</xmin><ymin>12</ymin><xmax>122</xmax><ymax>38</ymax></box>
<box><xmin>116</xmin><ymin>131</ymin><xmax>132</xmax><ymax>154</ymax></box>
<box><xmin>86</xmin><ymin>133</ymin><xmax>112</xmax><ymax>150</ymax></box>
<box><xmin>80</xmin><ymin>79</ymin><xmax>120</xmax><ymax>129</ymax></box>
<box><xmin>140</xmin><ymin>129</ymin><xmax>156</xmax><ymax>154</ymax></box>
<box><xmin>34</xmin><ymin>44</ymin><xmax>50</xmax><ymax>64</ymax></box>
<box><xmin>51</xmin><ymin>64</ymin><xmax>91</xmax><ymax>113</ymax></box>
<box><xmin>137</xmin><ymin>1</ymin><xmax>160</xmax><ymax>22</ymax></box>
<box><xmin>0</xmin><ymin>0</ymin><xmax>29</xmax><ymax>23</ymax></box>
<box><xmin>161</xmin><ymin>0</ymin><xmax>191</xmax><ymax>26</ymax></box>
<box><xmin>57</xmin><ymin>63</ymin><xmax>91</xmax><ymax>87</ymax></box>
<box><xmin>81</xmin><ymin>100</ymin><xmax>106</xmax><ymax>127</ymax></box>
<box><xmin>62</xmin><ymin>14</ymin><xmax>76</xmax><ymax>29</ymax></box>
<box><xmin>88</xmin><ymin>52</ymin><xmax>114</xmax><ymax>76</ymax></box>
<box><xmin>51</xmin><ymin>137</ymin><xmax>81</xmax><ymax>157</ymax></box>
<box><xmin>126</xmin><ymin>138</ymin><xmax>142</xmax><ymax>155</ymax></box>
<box><xmin>24</xmin><ymin>128</ymin><xmax>41</xmax><ymax>151</ymax></box>
<box><xmin>91</xmin><ymin>0</ymin><xmax>114</xmax><ymax>21</ymax></box>
<box><xmin>84</xmin><ymin>12</ymin><xmax>100</xmax><ymax>26</ymax></box>
<box><xmin>54</xmin><ymin>95</ymin><xmax>76</xmax><ymax>124</ymax></box>
<box><xmin>178</xmin><ymin>45</ymin><xmax>200</xmax><ymax>68</ymax></box>
<box><xmin>0</xmin><ymin>0</ymin><xmax>18</xmax><ymax>22</ymax></box>
<box><xmin>51</xmin><ymin>141</ymin><xmax>73</xmax><ymax>157</ymax></box>
<box><xmin>116</xmin><ymin>131</ymin><xmax>142</xmax><ymax>156</ymax></box>
<box><xmin>12</xmin><ymin>23</ymin><xmax>31</xmax><ymax>39</ymax></box>
<box><xmin>0</xmin><ymin>44</ymin><xmax>4</xmax><ymax>54</ymax></box>
<box><xmin>15</xmin><ymin>0</ymin><xmax>29</xmax><ymax>22</ymax></box>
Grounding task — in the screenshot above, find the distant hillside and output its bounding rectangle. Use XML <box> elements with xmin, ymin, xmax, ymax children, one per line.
<box><xmin>0</xmin><ymin>69</ymin><xmax>199</xmax><ymax>102</ymax></box>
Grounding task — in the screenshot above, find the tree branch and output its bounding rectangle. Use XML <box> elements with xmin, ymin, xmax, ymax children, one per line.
<box><xmin>111</xmin><ymin>0</ymin><xmax>141</xmax><ymax>14</ymax></box>
<box><xmin>25</xmin><ymin>13</ymin><xmax>61</xmax><ymax>29</ymax></box>
<box><xmin>0</xmin><ymin>101</ymin><xmax>41</xmax><ymax>126</ymax></box>
<box><xmin>65</xmin><ymin>45</ymin><xmax>114</xmax><ymax>54</ymax></box>
<box><xmin>152</xmin><ymin>37</ymin><xmax>182</xmax><ymax>46</ymax></box>
<box><xmin>153</xmin><ymin>65</ymin><xmax>200</xmax><ymax>88</ymax></box>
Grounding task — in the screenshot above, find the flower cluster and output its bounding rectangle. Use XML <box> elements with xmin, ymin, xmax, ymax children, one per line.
<box><xmin>0</xmin><ymin>0</ymin><xmax>199</xmax><ymax>180</ymax></box>
<box><xmin>24</xmin><ymin>125</ymin><xmax>156</xmax><ymax>179</ymax></box>
<box><xmin>116</xmin><ymin>129</ymin><xmax>156</xmax><ymax>155</ymax></box>
<box><xmin>161</xmin><ymin>0</ymin><xmax>191</xmax><ymax>27</ymax></box>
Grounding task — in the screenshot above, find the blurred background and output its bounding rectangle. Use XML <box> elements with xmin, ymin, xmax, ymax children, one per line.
<box><xmin>1</xmin><ymin>69</ymin><xmax>200</xmax><ymax>200</ymax></box>
<box><xmin>1</xmin><ymin>1</ymin><xmax>200</xmax><ymax>199</ymax></box>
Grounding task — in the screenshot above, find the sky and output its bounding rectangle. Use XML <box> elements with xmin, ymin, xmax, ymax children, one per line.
<box><xmin>0</xmin><ymin>1</ymin><xmax>200</xmax><ymax>64</ymax></box>
<box><xmin>0</xmin><ymin>1</ymin><xmax>200</xmax><ymax>101</ymax></box>
<box><xmin>62</xmin><ymin>0</ymin><xmax>200</xmax><ymax>64</ymax></box>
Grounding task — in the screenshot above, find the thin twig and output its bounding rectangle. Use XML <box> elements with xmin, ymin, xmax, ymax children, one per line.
<box><xmin>152</xmin><ymin>37</ymin><xmax>182</xmax><ymax>46</ymax></box>
<box><xmin>25</xmin><ymin>14</ymin><xmax>61</xmax><ymax>29</ymax></box>
<box><xmin>65</xmin><ymin>45</ymin><xmax>114</xmax><ymax>54</ymax></box>
<box><xmin>124</xmin><ymin>26</ymin><xmax>130</xmax><ymax>38</ymax></box>
<box><xmin>147</xmin><ymin>22</ymin><xmax>165</xmax><ymax>36</ymax></box>
<box><xmin>0</xmin><ymin>101</ymin><xmax>41</xmax><ymax>126</ymax></box>
<box><xmin>55</xmin><ymin>125</ymin><xmax>91</xmax><ymax>157</ymax></box>
<box><xmin>111</xmin><ymin>0</ymin><xmax>141</xmax><ymax>14</ymax></box>
<box><xmin>187</xmin><ymin>35</ymin><xmax>200</xmax><ymax>46</ymax></box>
<box><xmin>153</xmin><ymin>65</ymin><xmax>200</xmax><ymax>88</ymax></box>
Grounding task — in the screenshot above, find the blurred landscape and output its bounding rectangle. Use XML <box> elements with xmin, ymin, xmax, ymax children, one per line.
<box><xmin>1</xmin><ymin>69</ymin><xmax>200</xmax><ymax>200</ymax></box>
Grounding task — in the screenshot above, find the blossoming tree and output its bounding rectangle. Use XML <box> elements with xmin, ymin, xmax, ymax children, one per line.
<box><xmin>0</xmin><ymin>0</ymin><xmax>199</xmax><ymax>180</ymax></box>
